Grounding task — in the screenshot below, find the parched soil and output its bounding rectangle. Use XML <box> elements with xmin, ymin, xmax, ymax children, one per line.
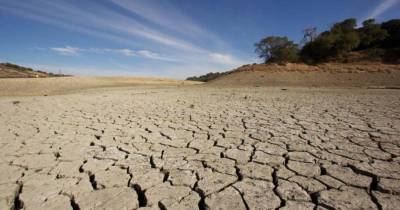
<box><xmin>0</xmin><ymin>77</ymin><xmax>200</xmax><ymax>96</ymax></box>
<box><xmin>0</xmin><ymin>86</ymin><xmax>399</xmax><ymax>210</ymax></box>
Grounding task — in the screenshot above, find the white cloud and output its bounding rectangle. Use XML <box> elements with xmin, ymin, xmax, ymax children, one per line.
<box><xmin>209</xmin><ymin>53</ymin><xmax>247</xmax><ymax>67</ymax></box>
<box><xmin>88</xmin><ymin>48</ymin><xmax>135</xmax><ymax>57</ymax></box>
<box><xmin>50</xmin><ymin>46</ymin><xmax>80</xmax><ymax>56</ymax></box>
<box><xmin>48</xmin><ymin>46</ymin><xmax>180</xmax><ymax>62</ymax></box>
<box><xmin>116</xmin><ymin>49</ymin><xmax>135</xmax><ymax>57</ymax></box>
<box><xmin>137</xmin><ymin>50</ymin><xmax>180</xmax><ymax>62</ymax></box>
<box><xmin>366</xmin><ymin>0</ymin><xmax>399</xmax><ymax>20</ymax></box>
<box><xmin>137</xmin><ymin>50</ymin><xmax>163</xmax><ymax>60</ymax></box>
<box><xmin>0</xmin><ymin>1</ymin><xmax>204</xmax><ymax>52</ymax></box>
<box><xmin>0</xmin><ymin>1</ymin><xmax>251</xmax><ymax>78</ymax></box>
<box><xmin>110</xmin><ymin>0</ymin><xmax>227</xmax><ymax>45</ymax></box>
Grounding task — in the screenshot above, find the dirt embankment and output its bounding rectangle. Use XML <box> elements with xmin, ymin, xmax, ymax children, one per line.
<box><xmin>207</xmin><ymin>63</ymin><xmax>400</xmax><ymax>87</ymax></box>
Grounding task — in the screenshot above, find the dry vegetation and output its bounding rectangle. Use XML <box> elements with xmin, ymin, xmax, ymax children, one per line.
<box><xmin>0</xmin><ymin>63</ymin><xmax>68</xmax><ymax>78</ymax></box>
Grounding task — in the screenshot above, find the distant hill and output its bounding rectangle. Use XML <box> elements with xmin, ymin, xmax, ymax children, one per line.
<box><xmin>0</xmin><ymin>63</ymin><xmax>69</xmax><ymax>78</ymax></box>
<box><xmin>186</xmin><ymin>72</ymin><xmax>228</xmax><ymax>82</ymax></box>
<box><xmin>190</xmin><ymin>62</ymin><xmax>400</xmax><ymax>87</ymax></box>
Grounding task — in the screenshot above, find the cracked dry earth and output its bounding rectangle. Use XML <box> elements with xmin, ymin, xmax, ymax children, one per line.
<box><xmin>1</xmin><ymin>86</ymin><xmax>400</xmax><ymax>210</ymax></box>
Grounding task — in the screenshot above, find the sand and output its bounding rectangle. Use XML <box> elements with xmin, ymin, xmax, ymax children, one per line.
<box><xmin>0</xmin><ymin>81</ymin><xmax>399</xmax><ymax>209</ymax></box>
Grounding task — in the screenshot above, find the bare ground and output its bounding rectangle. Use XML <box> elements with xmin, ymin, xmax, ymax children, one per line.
<box><xmin>0</xmin><ymin>84</ymin><xmax>399</xmax><ymax>210</ymax></box>
<box><xmin>0</xmin><ymin>77</ymin><xmax>200</xmax><ymax>96</ymax></box>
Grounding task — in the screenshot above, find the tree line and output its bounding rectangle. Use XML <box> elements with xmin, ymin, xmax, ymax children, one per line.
<box><xmin>255</xmin><ymin>18</ymin><xmax>400</xmax><ymax>64</ymax></box>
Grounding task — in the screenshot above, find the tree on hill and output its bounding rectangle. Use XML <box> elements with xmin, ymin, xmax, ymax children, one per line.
<box><xmin>187</xmin><ymin>18</ymin><xmax>400</xmax><ymax>82</ymax></box>
<box><xmin>301</xmin><ymin>18</ymin><xmax>361</xmax><ymax>62</ymax></box>
<box><xmin>255</xmin><ymin>36</ymin><xmax>299</xmax><ymax>64</ymax></box>
<box><xmin>358</xmin><ymin>19</ymin><xmax>388</xmax><ymax>49</ymax></box>
<box><xmin>381</xmin><ymin>19</ymin><xmax>400</xmax><ymax>48</ymax></box>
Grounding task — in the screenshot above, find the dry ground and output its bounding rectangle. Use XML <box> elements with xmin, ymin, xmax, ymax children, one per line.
<box><xmin>0</xmin><ymin>83</ymin><xmax>400</xmax><ymax>210</ymax></box>
<box><xmin>0</xmin><ymin>77</ymin><xmax>200</xmax><ymax>96</ymax></box>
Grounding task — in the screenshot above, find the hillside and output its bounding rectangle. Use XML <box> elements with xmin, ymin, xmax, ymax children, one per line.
<box><xmin>0</xmin><ymin>63</ymin><xmax>68</xmax><ymax>78</ymax></box>
<box><xmin>205</xmin><ymin>63</ymin><xmax>400</xmax><ymax>87</ymax></box>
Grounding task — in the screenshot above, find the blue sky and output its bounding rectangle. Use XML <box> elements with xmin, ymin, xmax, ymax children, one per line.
<box><xmin>0</xmin><ymin>0</ymin><xmax>399</xmax><ymax>78</ymax></box>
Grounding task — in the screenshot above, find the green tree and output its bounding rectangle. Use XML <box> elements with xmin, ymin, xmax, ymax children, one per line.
<box><xmin>300</xmin><ymin>33</ymin><xmax>335</xmax><ymax>62</ymax></box>
<box><xmin>300</xmin><ymin>18</ymin><xmax>360</xmax><ymax>62</ymax></box>
<box><xmin>333</xmin><ymin>31</ymin><xmax>360</xmax><ymax>55</ymax></box>
<box><xmin>331</xmin><ymin>18</ymin><xmax>357</xmax><ymax>33</ymax></box>
<box><xmin>358</xmin><ymin>19</ymin><xmax>388</xmax><ymax>49</ymax></box>
<box><xmin>255</xmin><ymin>36</ymin><xmax>299</xmax><ymax>63</ymax></box>
<box><xmin>330</xmin><ymin>18</ymin><xmax>360</xmax><ymax>55</ymax></box>
<box><xmin>381</xmin><ymin>19</ymin><xmax>400</xmax><ymax>48</ymax></box>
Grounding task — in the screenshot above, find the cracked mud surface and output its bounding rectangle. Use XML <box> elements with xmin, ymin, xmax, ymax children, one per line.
<box><xmin>1</xmin><ymin>86</ymin><xmax>400</xmax><ymax>210</ymax></box>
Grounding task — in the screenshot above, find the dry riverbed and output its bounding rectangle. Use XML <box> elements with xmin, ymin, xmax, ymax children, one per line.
<box><xmin>0</xmin><ymin>86</ymin><xmax>399</xmax><ymax>210</ymax></box>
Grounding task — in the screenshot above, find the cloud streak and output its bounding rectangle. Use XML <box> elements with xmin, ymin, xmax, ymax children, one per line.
<box><xmin>209</xmin><ymin>53</ymin><xmax>247</xmax><ymax>66</ymax></box>
<box><xmin>0</xmin><ymin>0</ymin><xmax>251</xmax><ymax>78</ymax></box>
<box><xmin>110</xmin><ymin>0</ymin><xmax>226</xmax><ymax>44</ymax></box>
<box><xmin>51</xmin><ymin>46</ymin><xmax>80</xmax><ymax>56</ymax></box>
<box><xmin>366</xmin><ymin>0</ymin><xmax>399</xmax><ymax>20</ymax></box>
<box><xmin>50</xmin><ymin>46</ymin><xmax>178</xmax><ymax>62</ymax></box>
<box><xmin>0</xmin><ymin>0</ymin><xmax>203</xmax><ymax>52</ymax></box>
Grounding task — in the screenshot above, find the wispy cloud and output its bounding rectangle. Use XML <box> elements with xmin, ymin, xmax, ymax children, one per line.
<box><xmin>110</xmin><ymin>0</ymin><xmax>227</xmax><ymax>45</ymax></box>
<box><xmin>49</xmin><ymin>46</ymin><xmax>178</xmax><ymax>62</ymax></box>
<box><xmin>51</xmin><ymin>46</ymin><xmax>80</xmax><ymax>56</ymax></box>
<box><xmin>137</xmin><ymin>50</ymin><xmax>180</xmax><ymax>62</ymax></box>
<box><xmin>209</xmin><ymin>53</ymin><xmax>247</xmax><ymax>67</ymax></box>
<box><xmin>0</xmin><ymin>0</ymin><xmax>250</xmax><ymax>77</ymax></box>
<box><xmin>0</xmin><ymin>1</ymin><xmax>203</xmax><ymax>52</ymax></box>
<box><xmin>366</xmin><ymin>0</ymin><xmax>399</xmax><ymax>20</ymax></box>
<box><xmin>88</xmin><ymin>48</ymin><xmax>135</xmax><ymax>57</ymax></box>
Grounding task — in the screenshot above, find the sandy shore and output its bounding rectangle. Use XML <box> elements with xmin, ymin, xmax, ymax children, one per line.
<box><xmin>0</xmin><ymin>84</ymin><xmax>399</xmax><ymax>209</ymax></box>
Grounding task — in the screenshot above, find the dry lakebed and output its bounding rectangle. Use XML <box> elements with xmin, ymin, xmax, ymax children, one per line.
<box><xmin>0</xmin><ymin>85</ymin><xmax>399</xmax><ymax>210</ymax></box>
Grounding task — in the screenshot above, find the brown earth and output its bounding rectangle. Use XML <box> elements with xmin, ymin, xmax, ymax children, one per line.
<box><xmin>208</xmin><ymin>63</ymin><xmax>400</xmax><ymax>87</ymax></box>
<box><xmin>1</xmin><ymin>86</ymin><xmax>399</xmax><ymax>210</ymax></box>
<box><xmin>0</xmin><ymin>77</ymin><xmax>201</xmax><ymax>96</ymax></box>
